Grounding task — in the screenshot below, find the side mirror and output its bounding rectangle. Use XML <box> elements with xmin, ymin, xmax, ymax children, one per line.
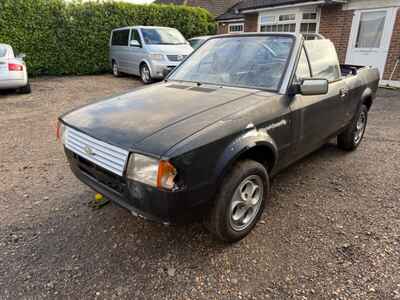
<box><xmin>16</xmin><ymin>53</ymin><xmax>26</xmax><ymax>59</ymax></box>
<box><xmin>300</xmin><ymin>78</ymin><xmax>328</xmax><ymax>95</ymax></box>
<box><xmin>129</xmin><ymin>40</ymin><xmax>141</xmax><ymax>47</ymax></box>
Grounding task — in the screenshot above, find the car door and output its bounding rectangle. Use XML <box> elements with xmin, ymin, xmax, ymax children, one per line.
<box><xmin>289</xmin><ymin>44</ymin><xmax>347</xmax><ymax>158</ymax></box>
<box><xmin>112</xmin><ymin>29</ymin><xmax>130</xmax><ymax>73</ymax></box>
<box><xmin>127</xmin><ymin>29</ymin><xmax>143</xmax><ymax>75</ymax></box>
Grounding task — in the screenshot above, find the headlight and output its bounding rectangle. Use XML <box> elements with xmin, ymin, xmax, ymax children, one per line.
<box><xmin>149</xmin><ymin>53</ymin><xmax>165</xmax><ymax>61</ymax></box>
<box><xmin>126</xmin><ymin>154</ymin><xmax>177</xmax><ymax>190</ymax></box>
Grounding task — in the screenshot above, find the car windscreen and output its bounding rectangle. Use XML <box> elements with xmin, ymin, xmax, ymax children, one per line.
<box><xmin>169</xmin><ymin>35</ymin><xmax>294</xmax><ymax>91</ymax></box>
<box><xmin>0</xmin><ymin>46</ymin><xmax>7</xmax><ymax>57</ymax></box>
<box><xmin>141</xmin><ymin>28</ymin><xmax>186</xmax><ymax>45</ymax></box>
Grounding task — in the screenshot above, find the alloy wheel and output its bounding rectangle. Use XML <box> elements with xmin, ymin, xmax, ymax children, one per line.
<box><xmin>354</xmin><ymin>110</ymin><xmax>367</xmax><ymax>144</ymax></box>
<box><xmin>229</xmin><ymin>175</ymin><xmax>263</xmax><ymax>232</ymax></box>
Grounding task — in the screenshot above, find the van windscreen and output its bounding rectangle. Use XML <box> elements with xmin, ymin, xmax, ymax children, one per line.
<box><xmin>141</xmin><ymin>28</ymin><xmax>186</xmax><ymax>45</ymax></box>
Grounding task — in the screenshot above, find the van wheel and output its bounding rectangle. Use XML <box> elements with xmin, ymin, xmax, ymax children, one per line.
<box><xmin>140</xmin><ymin>64</ymin><xmax>152</xmax><ymax>84</ymax></box>
<box><xmin>337</xmin><ymin>104</ymin><xmax>368</xmax><ymax>151</ymax></box>
<box><xmin>204</xmin><ymin>160</ymin><xmax>269</xmax><ymax>243</ymax></box>
<box><xmin>17</xmin><ymin>83</ymin><xmax>31</xmax><ymax>94</ymax></box>
<box><xmin>112</xmin><ymin>61</ymin><xmax>121</xmax><ymax>77</ymax></box>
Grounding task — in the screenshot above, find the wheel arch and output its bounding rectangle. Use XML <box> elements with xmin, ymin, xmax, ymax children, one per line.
<box><xmin>214</xmin><ymin>136</ymin><xmax>278</xmax><ymax>189</ymax></box>
<box><xmin>360</xmin><ymin>87</ymin><xmax>373</xmax><ymax>111</ymax></box>
<box><xmin>139</xmin><ymin>59</ymin><xmax>152</xmax><ymax>71</ymax></box>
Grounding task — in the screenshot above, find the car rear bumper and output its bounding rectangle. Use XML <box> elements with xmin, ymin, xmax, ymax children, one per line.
<box><xmin>0</xmin><ymin>78</ymin><xmax>27</xmax><ymax>89</ymax></box>
<box><xmin>65</xmin><ymin>148</ymin><xmax>213</xmax><ymax>224</ymax></box>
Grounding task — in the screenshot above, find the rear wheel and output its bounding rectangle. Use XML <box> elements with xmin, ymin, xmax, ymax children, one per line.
<box><xmin>112</xmin><ymin>61</ymin><xmax>121</xmax><ymax>77</ymax></box>
<box><xmin>140</xmin><ymin>63</ymin><xmax>152</xmax><ymax>84</ymax></box>
<box><xmin>205</xmin><ymin>160</ymin><xmax>269</xmax><ymax>242</ymax></box>
<box><xmin>337</xmin><ymin>104</ymin><xmax>368</xmax><ymax>151</ymax></box>
<box><xmin>17</xmin><ymin>83</ymin><xmax>31</xmax><ymax>94</ymax></box>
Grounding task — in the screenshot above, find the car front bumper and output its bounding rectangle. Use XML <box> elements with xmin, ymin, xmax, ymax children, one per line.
<box><xmin>65</xmin><ymin>148</ymin><xmax>213</xmax><ymax>224</ymax></box>
<box><xmin>148</xmin><ymin>60</ymin><xmax>180</xmax><ymax>79</ymax></box>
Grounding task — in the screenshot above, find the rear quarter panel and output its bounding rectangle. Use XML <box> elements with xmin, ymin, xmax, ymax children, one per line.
<box><xmin>343</xmin><ymin>67</ymin><xmax>380</xmax><ymax>123</ymax></box>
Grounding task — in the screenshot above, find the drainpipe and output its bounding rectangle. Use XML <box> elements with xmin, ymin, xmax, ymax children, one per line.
<box><xmin>389</xmin><ymin>55</ymin><xmax>400</xmax><ymax>82</ymax></box>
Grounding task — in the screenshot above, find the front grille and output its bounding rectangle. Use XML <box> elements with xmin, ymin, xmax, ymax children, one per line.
<box><xmin>73</xmin><ymin>153</ymin><xmax>125</xmax><ymax>194</ymax></box>
<box><xmin>64</xmin><ymin>127</ymin><xmax>129</xmax><ymax>176</ymax></box>
<box><xmin>167</xmin><ymin>55</ymin><xmax>186</xmax><ymax>62</ymax></box>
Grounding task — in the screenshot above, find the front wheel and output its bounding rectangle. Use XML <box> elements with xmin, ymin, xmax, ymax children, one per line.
<box><xmin>337</xmin><ymin>104</ymin><xmax>368</xmax><ymax>151</ymax></box>
<box><xmin>140</xmin><ymin>64</ymin><xmax>152</xmax><ymax>84</ymax></box>
<box><xmin>204</xmin><ymin>160</ymin><xmax>269</xmax><ymax>243</ymax></box>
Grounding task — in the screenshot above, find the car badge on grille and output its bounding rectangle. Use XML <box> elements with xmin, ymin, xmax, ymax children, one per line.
<box><xmin>84</xmin><ymin>145</ymin><xmax>95</xmax><ymax>156</ymax></box>
<box><xmin>177</xmin><ymin>55</ymin><xmax>184</xmax><ymax>61</ymax></box>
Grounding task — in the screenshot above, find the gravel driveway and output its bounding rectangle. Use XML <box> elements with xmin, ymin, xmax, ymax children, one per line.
<box><xmin>0</xmin><ymin>75</ymin><xmax>399</xmax><ymax>299</ymax></box>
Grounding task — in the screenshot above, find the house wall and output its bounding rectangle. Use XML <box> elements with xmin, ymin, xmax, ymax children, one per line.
<box><xmin>384</xmin><ymin>9</ymin><xmax>400</xmax><ymax>80</ymax></box>
<box><xmin>320</xmin><ymin>4</ymin><xmax>400</xmax><ymax>81</ymax></box>
<box><xmin>343</xmin><ymin>0</ymin><xmax>400</xmax><ymax>10</ymax></box>
<box><xmin>319</xmin><ymin>5</ymin><xmax>353</xmax><ymax>64</ymax></box>
<box><xmin>245</xmin><ymin>13</ymin><xmax>258</xmax><ymax>32</ymax></box>
<box><xmin>218</xmin><ymin>2</ymin><xmax>400</xmax><ymax>81</ymax></box>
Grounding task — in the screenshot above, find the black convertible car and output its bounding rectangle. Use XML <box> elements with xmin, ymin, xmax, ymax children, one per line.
<box><xmin>58</xmin><ymin>33</ymin><xmax>379</xmax><ymax>242</ymax></box>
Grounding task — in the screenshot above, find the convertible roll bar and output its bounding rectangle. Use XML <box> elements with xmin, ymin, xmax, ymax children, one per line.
<box><xmin>301</xmin><ymin>33</ymin><xmax>326</xmax><ymax>40</ymax></box>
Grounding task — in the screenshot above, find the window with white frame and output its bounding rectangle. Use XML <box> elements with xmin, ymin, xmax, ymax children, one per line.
<box><xmin>228</xmin><ymin>23</ymin><xmax>244</xmax><ymax>33</ymax></box>
<box><xmin>259</xmin><ymin>8</ymin><xmax>320</xmax><ymax>36</ymax></box>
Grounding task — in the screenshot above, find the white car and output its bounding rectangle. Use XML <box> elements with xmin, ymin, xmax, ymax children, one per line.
<box><xmin>0</xmin><ymin>43</ymin><xmax>30</xmax><ymax>93</ymax></box>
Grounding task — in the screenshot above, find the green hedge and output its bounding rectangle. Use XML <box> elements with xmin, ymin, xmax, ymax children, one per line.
<box><xmin>0</xmin><ymin>0</ymin><xmax>216</xmax><ymax>76</ymax></box>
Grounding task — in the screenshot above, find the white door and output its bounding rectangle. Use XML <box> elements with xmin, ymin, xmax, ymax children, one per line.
<box><xmin>346</xmin><ymin>7</ymin><xmax>397</xmax><ymax>78</ymax></box>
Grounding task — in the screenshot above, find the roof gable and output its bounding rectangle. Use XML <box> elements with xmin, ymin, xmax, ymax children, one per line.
<box><xmin>217</xmin><ymin>0</ymin><xmax>347</xmax><ymax>20</ymax></box>
<box><xmin>237</xmin><ymin>0</ymin><xmax>324</xmax><ymax>11</ymax></box>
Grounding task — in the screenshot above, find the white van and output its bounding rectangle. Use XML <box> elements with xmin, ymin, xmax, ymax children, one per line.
<box><xmin>109</xmin><ymin>26</ymin><xmax>193</xmax><ymax>83</ymax></box>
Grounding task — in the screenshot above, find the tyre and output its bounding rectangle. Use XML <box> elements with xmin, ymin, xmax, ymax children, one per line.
<box><xmin>205</xmin><ymin>160</ymin><xmax>269</xmax><ymax>243</ymax></box>
<box><xmin>140</xmin><ymin>63</ymin><xmax>152</xmax><ymax>84</ymax></box>
<box><xmin>17</xmin><ymin>83</ymin><xmax>31</xmax><ymax>94</ymax></box>
<box><xmin>112</xmin><ymin>61</ymin><xmax>121</xmax><ymax>77</ymax></box>
<box><xmin>337</xmin><ymin>104</ymin><xmax>368</xmax><ymax>151</ymax></box>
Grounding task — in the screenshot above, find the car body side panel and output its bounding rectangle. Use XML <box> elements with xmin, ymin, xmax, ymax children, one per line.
<box><xmin>288</xmin><ymin>80</ymin><xmax>344</xmax><ymax>159</ymax></box>
<box><xmin>166</xmin><ymin>94</ymin><xmax>294</xmax><ymax>196</ymax></box>
<box><xmin>343</xmin><ymin>68</ymin><xmax>380</xmax><ymax>120</ymax></box>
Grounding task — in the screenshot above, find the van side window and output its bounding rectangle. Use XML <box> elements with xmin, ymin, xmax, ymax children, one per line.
<box><xmin>295</xmin><ymin>47</ymin><xmax>311</xmax><ymax>82</ymax></box>
<box><xmin>112</xmin><ymin>29</ymin><xmax>129</xmax><ymax>46</ymax></box>
<box><xmin>130</xmin><ymin>29</ymin><xmax>141</xmax><ymax>44</ymax></box>
<box><xmin>304</xmin><ymin>39</ymin><xmax>341</xmax><ymax>82</ymax></box>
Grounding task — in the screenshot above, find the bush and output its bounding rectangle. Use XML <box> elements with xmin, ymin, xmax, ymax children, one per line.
<box><xmin>0</xmin><ymin>0</ymin><xmax>216</xmax><ymax>76</ymax></box>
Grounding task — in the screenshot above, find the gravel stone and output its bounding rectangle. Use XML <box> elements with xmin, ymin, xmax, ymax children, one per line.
<box><xmin>0</xmin><ymin>76</ymin><xmax>399</xmax><ymax>299</ymax></box>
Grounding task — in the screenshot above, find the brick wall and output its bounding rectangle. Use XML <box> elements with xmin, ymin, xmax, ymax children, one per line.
<box><xmin>244</xmin><ymin>13</ymin><xmax>258</xmax><ymax>32</ymax></box>
<box><xmin>383</xmin><ymin>9</ymin><xmax>400</xmax><ymax>81</ymax></box>
<box><xmin>319</xmin><ymin>5</ymin><xmax>353</xmax><ymax>64</ymax></box>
